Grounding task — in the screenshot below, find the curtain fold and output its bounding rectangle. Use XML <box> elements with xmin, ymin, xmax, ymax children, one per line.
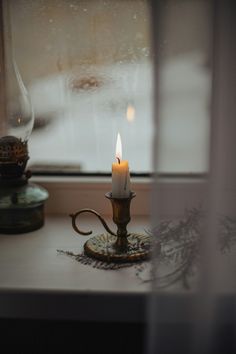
<box><xmin>147</xmin><ymin>0</ymin><xmax>236</xmax><ymax>353</ymax></box>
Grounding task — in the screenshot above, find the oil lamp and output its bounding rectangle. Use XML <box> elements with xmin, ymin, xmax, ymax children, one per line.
<box><xmin>0</xmin><ymin>51</ymin><xmax>48</xmax><ymax>233</ymax></box>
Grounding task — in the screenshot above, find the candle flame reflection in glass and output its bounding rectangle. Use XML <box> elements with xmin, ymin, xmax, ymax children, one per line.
<box><xmin>116</xmin><ymin>132</ymin><xmax>122</xmax><ymax>163</ymax></box>
<box><xmin>126</xmin><ymin>104</ymin><xmax>135</xmax><ymax>123</ymax></box>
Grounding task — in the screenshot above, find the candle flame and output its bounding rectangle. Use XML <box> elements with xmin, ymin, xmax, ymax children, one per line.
<box><xmin>115</xmin><ymin>132</ymin><xmax>122</xmax><ymax>162</ymax></box>
<box><xmin>126</xmin><ymin>104</ymin><xmax>135</xmax><ymax>123</ymax></box>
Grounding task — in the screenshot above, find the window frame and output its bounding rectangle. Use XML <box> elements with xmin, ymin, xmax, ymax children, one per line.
<box><xmin>0</xmin><ymin>0</ymin><xmax>208</xmax><ymax>220</ymax></box>
<box><xmin>32</xmin><ymin>175</ymin><xmax>207</xmax><ymax>218</ymax></box>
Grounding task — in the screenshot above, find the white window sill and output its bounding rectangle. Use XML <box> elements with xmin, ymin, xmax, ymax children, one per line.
<box><xmin>0</xmin><ymin>209</ymin><xmax>234</xmax><ymax>324</ymax></box>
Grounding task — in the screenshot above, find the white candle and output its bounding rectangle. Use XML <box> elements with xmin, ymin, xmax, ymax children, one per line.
<box><xmin>112</xmin><ymin>133</ymin><xmax>131</xmax><ymax>198</ymax></box>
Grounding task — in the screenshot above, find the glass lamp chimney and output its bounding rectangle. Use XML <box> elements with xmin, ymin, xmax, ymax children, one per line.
<box><xmin>0</xmin><ymin>0</ymin><xmax>34</xmax><ymax>179</ymax></box>
<box><xmin>3</xmin><ymin>59</ymin><xmax>34</xmax><ymax>142</ymax></box>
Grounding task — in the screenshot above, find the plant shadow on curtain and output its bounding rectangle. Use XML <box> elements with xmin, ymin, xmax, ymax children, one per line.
<box><xmin>147</xmin><ymin>1</ymin><xmax>236</xmax><ymax>354</ymax></box>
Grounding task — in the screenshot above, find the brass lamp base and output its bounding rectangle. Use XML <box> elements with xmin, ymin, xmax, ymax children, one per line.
<box><xmin>70</xmin><ymin>191</ymin><xmax>151</xmax><ymax>263</ymax></box>
<box><xmin>84</xmin><ymin>233</ymin><xmax>150</xmax><ymax>263</ymax></box>
<box><xmin>0</xmin><ymin>136</ymin><xmax>48</xmax><ymax>234</ymax></box>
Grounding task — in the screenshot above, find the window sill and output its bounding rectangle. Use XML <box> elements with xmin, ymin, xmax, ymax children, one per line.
<box><xmin>0</xmin><ymin>213</ymin><xmax>234</xmax><ymax>325</ymax></box>
<box><xmin>0</xmin><ymin>213</ymin><xmax>205</xmax><ymax>324</ymax></box>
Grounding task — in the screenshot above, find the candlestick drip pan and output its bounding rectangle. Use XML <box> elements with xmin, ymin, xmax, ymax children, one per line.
<box><xmin>84</xmin><ymin>232</ymin><xmax>150</xmax><ymax>262</ymax></box>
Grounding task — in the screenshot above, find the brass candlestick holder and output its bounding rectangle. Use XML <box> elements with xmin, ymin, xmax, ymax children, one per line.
<box><xmin>70</xmin><ymin>192</ymin><xmax>150</xmax><ymax>263</ymax></box>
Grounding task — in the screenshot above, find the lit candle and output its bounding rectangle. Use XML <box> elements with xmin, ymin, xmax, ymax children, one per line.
<box><xmin>112</xmin><ymin>133</ymin><xmax>130</xmax><ymax>198</ymax></box>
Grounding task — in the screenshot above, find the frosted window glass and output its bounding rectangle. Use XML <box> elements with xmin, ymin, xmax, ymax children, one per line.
<box><xmin>6</xmin><ymin>0</ymin><xmax>211</xmax><ymax>173</ymax></box>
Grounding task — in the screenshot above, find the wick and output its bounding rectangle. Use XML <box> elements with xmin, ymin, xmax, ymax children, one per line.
<box><xmin>124</xmin><ymin>171</ymin><xmax>127</xmax><ymax>191</ymax></box>
<box><xmin>117</xmin><ymin>157</ymin><xmax>120</xmax><ymax>164</ymax></box>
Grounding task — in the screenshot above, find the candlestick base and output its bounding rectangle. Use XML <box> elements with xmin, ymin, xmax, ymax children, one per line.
<box><xmin>84</xmin><ymin>232</ymin><xmax>150</xmax><ymax>263</ymax></box>
<box><xmin>69</xmin><ymin>191</ymin><xmax>151</xmax><ymax>263</ymax></box>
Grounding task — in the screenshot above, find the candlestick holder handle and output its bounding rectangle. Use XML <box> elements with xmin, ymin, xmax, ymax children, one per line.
<box><xmin>69</xmin><ymin>208</ymin><xmax>116</xmax><ymax>236</ymax></box>
<box><xmin>69</xmin><ymin>191</ymin><xmax>150</xmax><ymax>263</ymax></box>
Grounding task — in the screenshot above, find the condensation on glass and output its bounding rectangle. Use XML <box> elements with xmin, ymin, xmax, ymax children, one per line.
<box><xmin>3</xmin><ymin>0</ymin><xmax>211</xmax><ymax>173</ymax></box>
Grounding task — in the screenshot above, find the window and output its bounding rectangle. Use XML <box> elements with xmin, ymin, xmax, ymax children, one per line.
<box><xmin>2</xmin><ymin>0</ymin><xmax>211</xmax><ymax>175</ymax></box>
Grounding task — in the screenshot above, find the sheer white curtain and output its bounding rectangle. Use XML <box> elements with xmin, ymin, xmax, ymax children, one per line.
<box><xmin>147</xmin><ymin>0</ymin><xmax>236</xmax><ymax>353</ymax></box>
